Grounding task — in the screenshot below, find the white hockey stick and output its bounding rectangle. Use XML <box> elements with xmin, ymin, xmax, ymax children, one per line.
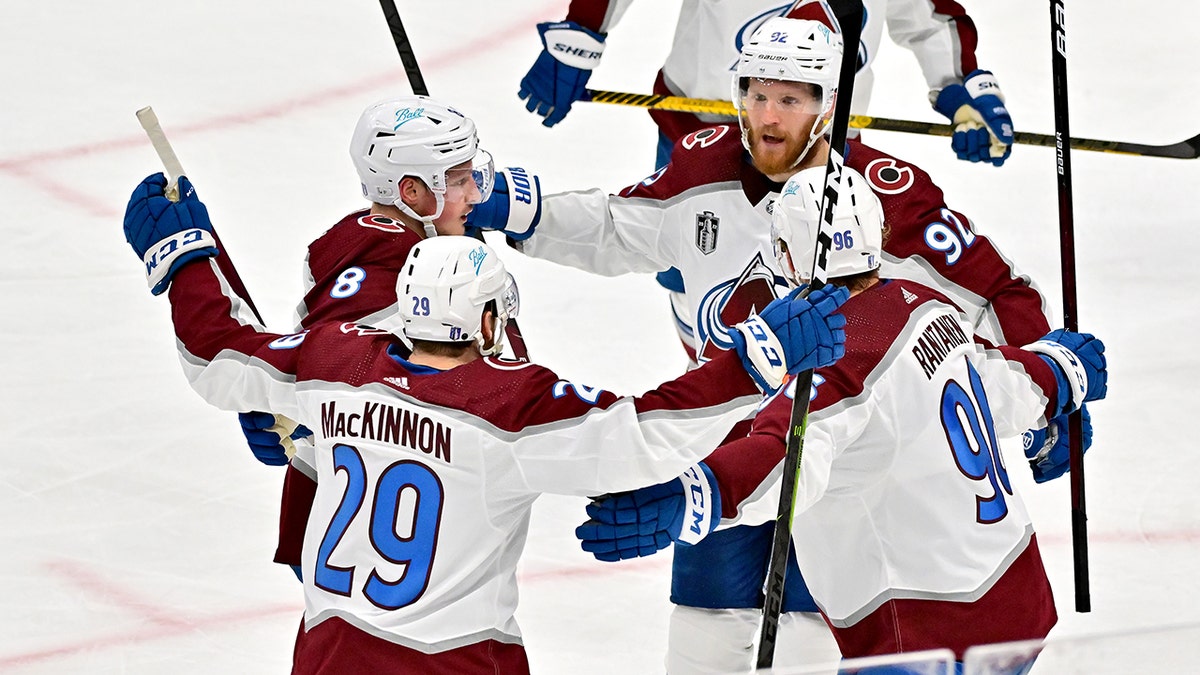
<box><xmin>135</xmin><ymin>106</ymin><xmax>186</xmax><ymax>202</ymax></box>
<box><xmin>135</xmin><ymin>106</ymin><xmax>302</xmax><ymax>448</ymax></box>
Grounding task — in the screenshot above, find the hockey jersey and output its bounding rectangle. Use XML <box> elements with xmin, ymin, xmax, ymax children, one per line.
<box><xmin>275</xmin><ymin>210</ymin><xmax>425</xmax><ymax>569</ymax></box>
<box><xmin>703</xmin><ymin>279</ymin><xmax>1059</xmax><ymax>658</ymax></box>
<box><xmin>564</xmin><ymin>0</ymin><xmax>982</xmax><ymax>142</ymax></box>
<box><xmin>166</xmin><ymin>256</ymin><xmax>765</xmax><ymax>666</ymax></box>
<box><xmin>519</xmin><ymin>128</ymin><xmax>1049</xmax><ymax>367</ymax></box>
<box><xmin>293</xmin><ymin>209</ymin><xmax>422</xmax><ymax>333</ymax></box>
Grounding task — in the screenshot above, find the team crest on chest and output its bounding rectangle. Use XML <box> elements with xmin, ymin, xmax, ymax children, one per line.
<box><xmin>695</xmin><ymin>211</ymin><xmax>720</xmax><ymax>254</ymax></box>
<box><xmin>695</xmin><ymin>253</ymin><xmax>787</xmax><ymax>362</ymax></box>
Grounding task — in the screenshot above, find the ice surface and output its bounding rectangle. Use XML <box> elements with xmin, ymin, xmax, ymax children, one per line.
<box><xmin>3</xmin><ymin>1</ymin><xmax>1199</xmax><ymax>672</ymax></box>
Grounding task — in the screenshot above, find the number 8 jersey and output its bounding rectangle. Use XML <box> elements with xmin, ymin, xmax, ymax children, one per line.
<box><xmin>703</xmin><ymin>278</ymin><xmax>1061</xmax><ymax>660</ymax></box>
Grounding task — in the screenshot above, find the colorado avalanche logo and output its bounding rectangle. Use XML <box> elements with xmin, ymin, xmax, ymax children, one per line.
<box><xmin>339</xmin><ymin>322</ymin><xmax>390</xmax><ymax>337</ymax></box>
<box><xmin>864</xmin><ymin>158</ymin><xmax>916</xmax><ymax>195</ymax></box>
<box><xmin>682</xmin><ymin>126</ymin><xmax>730</xmax><ymax>151</ymax></box>
<box><xmin>357</xmin><ymin>214</ymin><xmax>407</xmax><ymax>233</ymax></box>
<box><xmin>695</xmin><ymin>253</ymin><xmax>788</xmax><ymax>363</ymax></box>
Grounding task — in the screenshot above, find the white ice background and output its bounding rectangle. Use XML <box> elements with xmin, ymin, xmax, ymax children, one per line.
<box><xmin>2</xmin><ymin>1</ymin><xmax>1198</xmax><ymax>672</ymax></box>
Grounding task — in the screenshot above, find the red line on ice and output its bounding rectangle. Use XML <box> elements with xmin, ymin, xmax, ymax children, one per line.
<box><xmin>0</xmin><ymin>1</ymin><xmax>565</xmax><ymax>217</ymax></box>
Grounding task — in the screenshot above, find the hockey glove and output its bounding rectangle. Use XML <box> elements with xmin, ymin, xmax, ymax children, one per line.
<box><xmin>1023</xmin><ymin>404</ymin><xmax>1092</xmax><ymax>484</ymax></box>
<box><xmin>1025</xmin><ymin>329</ymin><xmax>1107</xmax><ymax>417</ymax></box>
<box><xmin>123</xmin><ymin>173</ymin><xmax>218</xmax><ymax>295</ymax></box>
<box><xmin>576</xmin><ymin>463</ymin><xmax>721</xmax><ymax>562</ymax></box>
<box><xmin>238</xmin><ymin>412</ymin><xmax>313</xmax><ymax>466</ymax></box>
<box><xmin>465</xmin><ymin>167</ymin><xmax>542</xmax><ymax>241</ymax></box>
<box><xmin>933</xmin><ymin>70</ymin><xmax>1014</xmax><ymax>167</ymax></box>
<box><xmin>729</xmin><ymin>285</ymin><xmax>848</xmax><ymax>392</ymax></box>
<box><xmin>519</xmin><ymin>21</ymin><xmax>606</xmax><ymax>127</ymax></box>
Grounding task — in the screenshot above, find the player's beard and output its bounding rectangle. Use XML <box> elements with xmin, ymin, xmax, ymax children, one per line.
<box><xmin>747</xmin><ymin>124</ymin><xmax>809</xmax><ymax>177</ymax></box>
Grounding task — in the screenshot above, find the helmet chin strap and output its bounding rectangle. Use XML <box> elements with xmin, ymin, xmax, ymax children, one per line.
<box><xmin>788</xmin><ymin>115</ymin><xmax>832</xmax><ymax>172</ymax></box>
<box><xmin>395</xmin><ymin>188</ymin><xmax>447</xmax><ymax>238</ymax></box>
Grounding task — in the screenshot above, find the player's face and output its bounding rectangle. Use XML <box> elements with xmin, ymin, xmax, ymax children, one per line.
<box><xmin>432</xmin><ymin>159</ymin><xmax>485</xmax><ymax>236</ymax></box>
<box><xmin>742</xmin><ymin>79</ymin><xmax>825</xmax><ymax>178</ymax></box>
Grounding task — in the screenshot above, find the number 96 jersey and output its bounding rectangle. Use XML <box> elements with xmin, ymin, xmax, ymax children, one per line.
<box><xmin>704</xmin><ymin>279</ymin><xmax>1060</xmax><ymax>659</ymax></box>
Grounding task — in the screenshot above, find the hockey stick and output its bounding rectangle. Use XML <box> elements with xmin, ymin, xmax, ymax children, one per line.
<box><xmin>585</xmin><ymin>89</ymin><xmax>1200</xmax><ymax>159</ymax></box>
<box><xmin>135</xmin><ymin>107</ymin><xmax>186</xmax><ymax>202</ymax></box>
<box><xmin>1050</xmin><ymin>0</ymin><xmax>1090</xmax><ymax>613</ymax></box>
<box><xmin>756</xmin><ymin>1</ymin><xmax>864</xmax><ymax>668</ymax></box>
<box><xmin>135</xmin><ymin>107</ymin><xmax>300</xmax><ymax>442</ymax></box>
<box><xmin>375</xmin><ymin>0</ymin><xmax>530</xmax><ymax>361</ymax></box>
<box><xmin>377</xmin><ymin>0</ymin><xmax>429</xmax><ymax>96</ymax></box>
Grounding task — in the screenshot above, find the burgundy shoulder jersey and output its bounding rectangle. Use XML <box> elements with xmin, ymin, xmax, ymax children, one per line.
<box><xmin>295</xmin><ymin>210</ymin><xmax>424</xmax><ymax>331</ymax></box>
<box><xmin>166</xmin><ymin>257</ymin><xmax>764</xmax><ymax>664</ymax></box>
<box><xmin>703</xmin><ymin>279</ymin><xmax>1059</xmax><ymax>659</ymax></box>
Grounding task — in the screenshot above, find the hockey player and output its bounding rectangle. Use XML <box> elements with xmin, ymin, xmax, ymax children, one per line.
<box><xmin>470</xmin><ymin>13</ymin><xmax>1084</xmax><ymax>674</ymax></box>
<box><xmin>575</xmin><ymin>166</ymin><xmax>1109</xmax><ymax>666</ymax></box>
<box><xmin>519</xmin><ymin>0</ymin><xmax>1014</xmax><ymax>168</ymax></box>
<box><xmin>519</xmin><ymin>0</ymin><xmax>1014</xmax><ymax>356</ymax></box>
<box><xmin>240</xmin><ymin>94</ymin><xmax>495</xmax><ymax>464</ymax></box>
<box><xmin>119</xmin><ymin>174</ymin><xmax>850</xmax><ymax>674</ymax></box>
<box><xmin>235</xmin><ymin>96</ymin><xmax>530</xmax><ymax>572</ymax></box>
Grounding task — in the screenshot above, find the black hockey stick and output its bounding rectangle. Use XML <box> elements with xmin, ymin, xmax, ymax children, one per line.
<box><xmin>375</xmin><ymin>0</ymin><xmax>530</xmax><ymax>361</ymax></box>
<box><xmin>584</xmin><ymin>89</ymin><xmax>1200</xmax><ymax>159</ymax></box>
<box><xmin>756</xmin><ymin>1</ymin><xmax>864</xmax><ymax>668</ymax></box>
<box><xmin>1050</xmin><ymin>0</ymin><xmax>1090</xmax><ymax>613</ymax></box>
<box><xmin>378</xmin><ymin>0</ymin><xmax>429</xmax><ymax>96</ymax></box>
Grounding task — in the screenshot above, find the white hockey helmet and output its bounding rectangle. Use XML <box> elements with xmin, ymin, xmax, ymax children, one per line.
<box><xmin>772</xmin><ymin>166</ymin><xmax>883</xmax><ymax>286</ymax></box>
<box><xmin>732</xmin><ymin>17</ymin><xmax>844</xmax><ymax>160</ymax></box>
<box><xmin>395</xmin><ymin>236</ymin><xmax>519</xmax><ymax>356</ymax></box>
<box><xmin>350</xmin><ymin>96</ymin><xmax>495</xmax><ymax>236</ymax></box>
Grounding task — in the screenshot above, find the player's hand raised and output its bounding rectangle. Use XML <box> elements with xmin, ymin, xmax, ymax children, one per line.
<box><xmin>123</xmin><ymin>173</ymin><xmax>218</xmax><ymax>295</ymax></box>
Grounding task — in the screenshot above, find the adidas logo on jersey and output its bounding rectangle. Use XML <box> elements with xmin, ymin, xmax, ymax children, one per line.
<box><xmin>902</xmin><ymin>287</ymin><xmax>919</xmax><ymax>304</ymax></box>
<box><xmin>384</xmin><ymin>376</ymin><xmax>410</xmax><ymax>389</ymax></box>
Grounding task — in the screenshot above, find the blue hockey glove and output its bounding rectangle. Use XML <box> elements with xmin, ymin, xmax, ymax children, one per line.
<box><xmin>729</xmin><ymin>285</ymin><xmax>848</xmax><ymax>392</ymax></box>
<box><xmin>519</xmin><ymin>21</ymin><xmax>606</xmax><ymax>127</ymax></box>
<box><xmin>933</xmin><ymin>70</ymin><xmax>1014</xmax><ymax>167</ymax></box>
<box><xmin>465</xmin><ymin>167</ymin><xmax>542</xmax><ymax>241</ymax></box>
<box><xmin>1023</xmin><ymin>405</ymin><xmax>1092</xmax><ymax>484</ymax></box>
<box><xmin>576</xmin><ymin>463</ymin><xmax>721</xmax><ymax>562</ymax></box>
<box><xmin>1025</xmin><ymin>329</ymin><xmax>1107</xmax><ymax>416</ymax></box>
<box><xmin>238</xmin><ymin>412</ymin><xmax>313</xmax><ymax>466</ymax></box>
<box><xmin>123</xmin><ymin>173</ymin><xmax>218</xmax><ymax>294</ymax></box>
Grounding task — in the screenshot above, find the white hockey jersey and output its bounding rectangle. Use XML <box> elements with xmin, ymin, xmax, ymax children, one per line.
<box><xmin>162</xmin><ymin>257</ymin><xmax>765</xmax><ymax>670</ymax></box>
<box><xmin>519</xmin><ymin>130</ymin><xmax>1049</xmax><ymax>366</ymax></box>
<box><xmin>564</xmin><ymin>0</ymin><xmax>983</xmax><ymax>141</ymax></box>
<box><xmin>703</xmin><ymin>279</ymin><xmax>1060</xmax><ymax>658</ymax></box>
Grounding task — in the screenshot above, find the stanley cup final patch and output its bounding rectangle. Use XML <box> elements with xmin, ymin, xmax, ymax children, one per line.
<box><xmin>695</xmin><ymin>211</ymin><xmax>720</xmax><ymax>255</ymax></box>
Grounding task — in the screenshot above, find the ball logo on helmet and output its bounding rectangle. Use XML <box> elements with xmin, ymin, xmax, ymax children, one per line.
<box><xmin>468</xmin><ymin>246</ymin><xmax>488</xmax><ymax>274</ymax></box>
<box><xmin>393</xmin><ymin>107</ymin><xmax>426</xmax><ymax>130</ymax></box>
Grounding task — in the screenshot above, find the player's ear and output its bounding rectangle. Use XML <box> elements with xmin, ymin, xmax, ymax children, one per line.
<box><xmin>398</xmin><ymin>176</ymin><xmax>428</xmax><ymax>208</ymax></box>
<box><xmin>480</xmin><ymin>308</ymin><xmax>497</xmax><ymax>349</ymax></box>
